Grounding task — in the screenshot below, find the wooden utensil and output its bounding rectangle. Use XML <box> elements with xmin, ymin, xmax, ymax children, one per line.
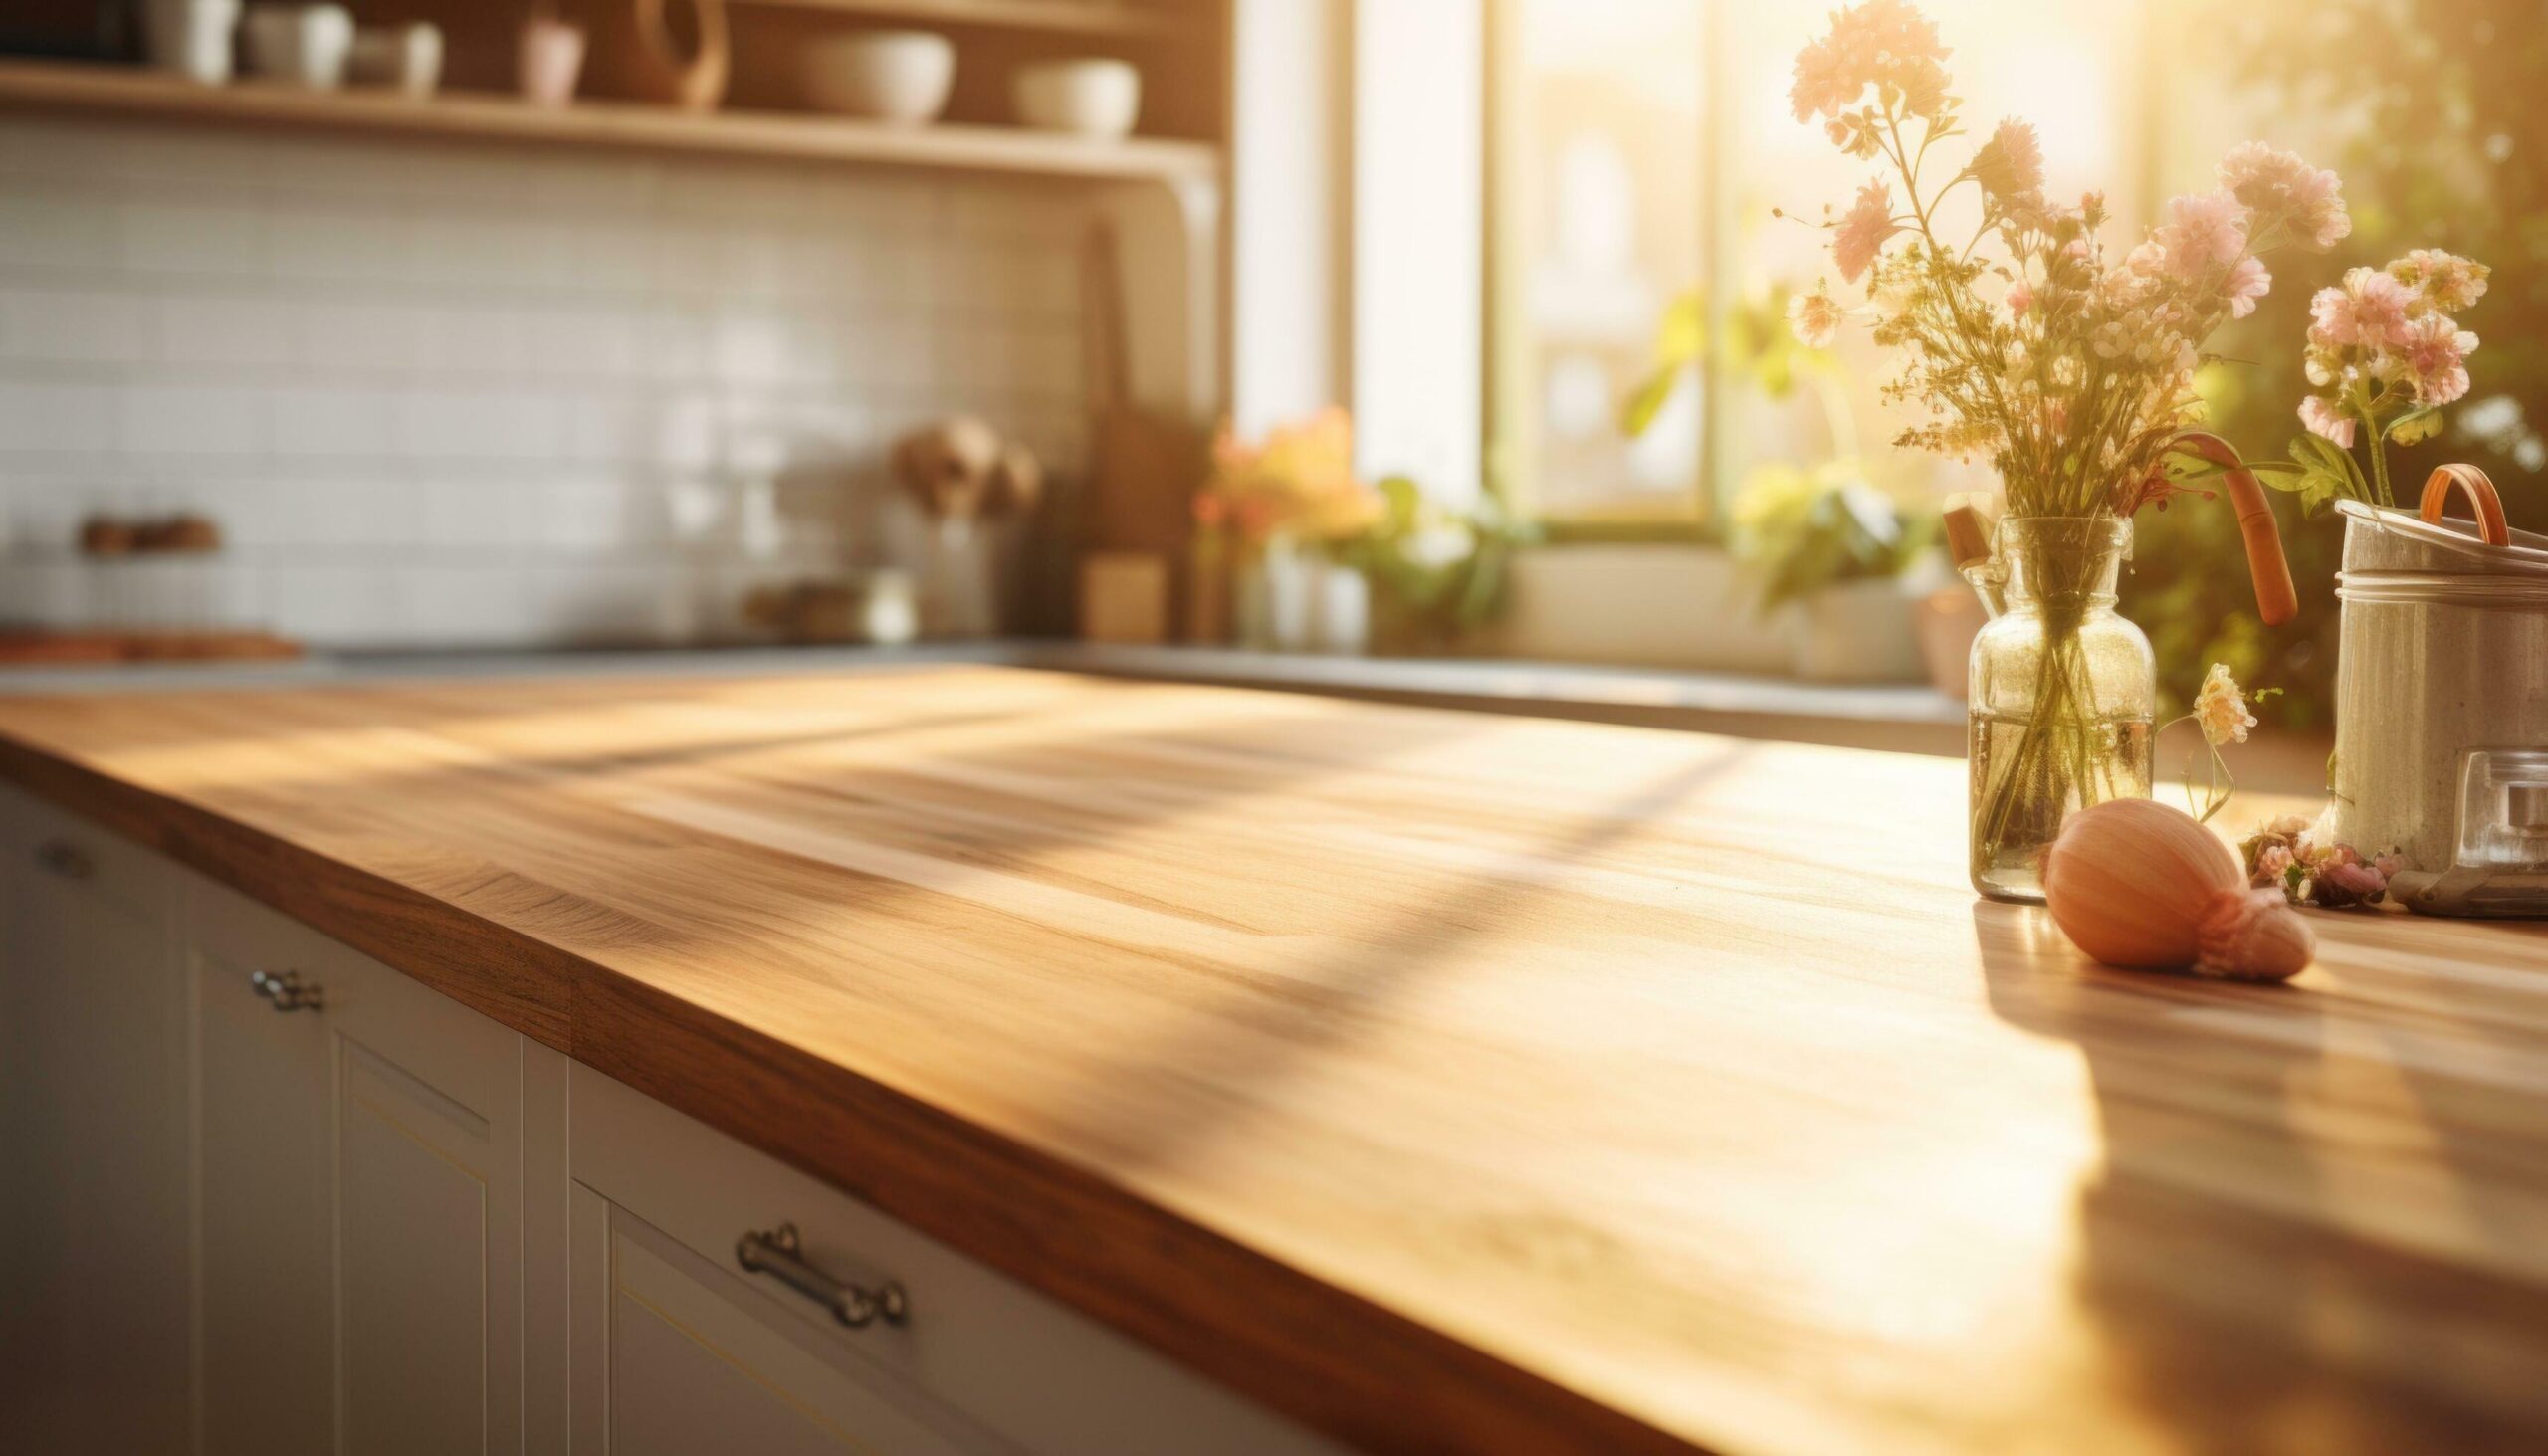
<box><xmin>1080</xmin><ymin>219</ymin><xmax>1207</xmax><ymax>639</ymax></box>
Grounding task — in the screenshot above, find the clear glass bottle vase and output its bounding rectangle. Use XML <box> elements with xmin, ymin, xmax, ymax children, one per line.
<box><xmin>1968</xmin><ymin>517</ymin><xmax>2156</xmax><ymax>902</ymax></box>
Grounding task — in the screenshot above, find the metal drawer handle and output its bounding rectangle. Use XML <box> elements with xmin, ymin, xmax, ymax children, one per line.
<box><xmin>249</xmin><ymin>969</ymin><xmax>325</xmax><ymax>1012</ymax></box>
<box><xmin>736</xmin><ymin>1223</ymin><xmax>908</xmax><ymax>1330</ymax></box>
<box><xmin>34</xmin><ymin>840</ymin><xmax>93</xmax><ymax>881</ymax></box>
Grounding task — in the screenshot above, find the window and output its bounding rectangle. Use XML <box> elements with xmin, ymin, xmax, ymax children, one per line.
<box><xmin>1488</xmin><ymin>0</ymin><xmax>2156</xmax><ymax>529</ymax></box>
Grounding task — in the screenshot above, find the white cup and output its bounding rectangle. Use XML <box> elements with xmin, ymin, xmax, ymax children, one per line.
<box><xmin>144</xmin><ymin>0</ymin><xmax>243</xmax><ymax>85</ymax></box>
<box><xmin>243</xmin><ymin>4</ymin><xmax>354</xmax><ymax>89</ymax></box>
<box><xmin>518</xmin><ymin>18</ymin><xmax>587</xmax><ymax>108</ymax></box>
<box><xmin>347</xmin><ymin>22</ymin><xmax>443</xmax><ymax>97</ymax></box>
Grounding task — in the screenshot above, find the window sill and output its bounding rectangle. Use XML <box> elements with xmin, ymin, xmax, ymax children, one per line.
<box><xmin>1008</xmin><ymin>642</ymin><xmax>1965</xmax><ymax>757</ymax></box>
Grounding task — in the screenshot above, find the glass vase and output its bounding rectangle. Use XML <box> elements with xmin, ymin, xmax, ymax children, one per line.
<box><xmin>1968</xmin><ymin>517</ymin><xmax>2156</xmax><ymax>902</ymax></box>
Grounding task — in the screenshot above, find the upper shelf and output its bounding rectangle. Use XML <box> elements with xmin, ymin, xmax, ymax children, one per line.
<box><xmin>0</xmin><ymin>60</ymin><xmax>1221</xmax><ymax>186</ymax></box>
<box><xmin>723</xmin><ymin>0</ymin><xmax>1202</xmax><ymax>39</ymax></box>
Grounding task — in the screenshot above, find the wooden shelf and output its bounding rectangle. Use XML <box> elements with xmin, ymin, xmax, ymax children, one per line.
<box><xmin>0</xmin><ymin>60</ymin><xmax>1220</xmax><ymax>185</ymax></box>
<box><xmin>724</xmin><ymin>0</ymin><xmax>1200</xmax><ymax>40</ymax></box>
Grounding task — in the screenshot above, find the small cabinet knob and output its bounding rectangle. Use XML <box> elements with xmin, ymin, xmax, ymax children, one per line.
<box><xmin>33</xmin><ymin>839</ymin><xmax>93</xmax><ymax>881</ymax></box>
<box><xmin>249</xmin><ymin>969</ymin><xmax>324</xmax><ymax>1012</ymax></box>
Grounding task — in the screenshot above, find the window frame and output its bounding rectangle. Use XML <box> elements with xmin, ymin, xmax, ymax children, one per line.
<box><xmin>1482</xmin><ymin>0</ymin><xmax>1729</xmax><ymax>535</ymax></box>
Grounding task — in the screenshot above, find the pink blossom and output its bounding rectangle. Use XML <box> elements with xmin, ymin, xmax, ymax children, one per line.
<box><xmin>2005</xmin><ymin>280</ymin><xmax>2033</xmax><ymax>317</ymax></box>
<box><xmin>2253</xmin><ymin>843</ymin><xmax>2294</xmax><ymax>887</ymax></box>
<box><xmin>2298</xmin><ymin>394</ymin><xmax>2356</xmax><ymax>448</ymax></box>
<box><xmin>2309</xmin><ymin>268</ymin><xmax>2413</xmax><ymax>349</ymax></box>
<box><xmin>2222</xmin><ymin>255</ymin><xmax>2270</xmax><ymax>319</ymax></box>
<box><xmin>2218</xmin><ymin>141</ymin><xmax>2352</xmax><ymax>251</ymax></box>
<box><xmin>1790</xmin><ymin>0</ymin><xmax>1951</xmax><ymax>123</ymax></box>
<box><xmin>2318</xmin><ymin>859</ymin><xmax>2388</xmax><ymax>903</ymax></box>
<box><xmin>2389</xmin><ymin>248</ymin><xmax>2490</xmax><ymax>312</ymax></box>
<box><xmin>2396</xmin><ymin>312</ymin><xmax>2479</xmax><ymax>405</ymax></box>
<box><xmin>2155</xmin><ymin>189</ymin><xmax>2250</xmax><ymax>276</ymax></box>
<box><xmin>1975</xmin><ymin>118</ymin><xmax>2043</xmax><ymax>201</ymax></box>
<box><xmin>1829</xmin><ymin>0</ymin><xmax>1949</xmax><ymax>76</ymax></box>
<box><xmin>1790</xmin><ymin>39</ymin><xmax>1857</xmax><ymax>123</ymax></box>
<box><xmin>1832</xmin><ymin>179</ymin><xmax>1899</xmax><ymax>284</ymax></box>
<box><xmin>2194</xmin><ymin>663</ymin><xmax>2256</xmax><ymax>746</ymax></box>
<box><xmin>1787</xmin><ymin>288</ymin><xmax>1845</xmax><ymax>348</ymax></box>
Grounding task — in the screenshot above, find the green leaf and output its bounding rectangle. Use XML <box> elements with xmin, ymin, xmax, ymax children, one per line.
<box><xmin>1377</xmin><ymin>474</ymin><xmax>1423</xmax><ymax>527</ymax></box>
<box><xmin>2164</xmin><ymin>457</ymin><xmax>2238</xmax><ymax>482</ymax></box>
<box><xmin>2281</xmin><ymin>432</ymin><xmax>2373</xmax><ymax>513</ymax></box>
<box><xmin>1619</xmin><ymin>366</ymin><xmax>1684</xmax><ymax>439</ymax></box>
<box><xmin>2387</xmin><ymin>406</ymin><xmax>2442</xmax><ymax>445</ymax></box>
<box><xmin>1721</xmin><ymin>306</ymin><xmax>1764</xmax><ymax>371</ymax></box>
<box><xmin>1651</xmin><ymin>290</ymin><xmax>1705</xmax><ymax>370</ymax></box>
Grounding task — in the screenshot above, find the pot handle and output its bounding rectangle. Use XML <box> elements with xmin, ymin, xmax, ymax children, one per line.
<box><xmin>2419</xmin><ymin>464</ymin><xmax>2509</xmax><ymax>546</ymax></box>
<box><xmin>2171</xmin><ymin>431</ymin><xmax>2298</xmax><ymax>627</ymax></box>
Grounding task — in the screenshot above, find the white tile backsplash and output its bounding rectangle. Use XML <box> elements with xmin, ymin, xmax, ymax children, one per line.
<box><xmin>0</xmin><ymin>114</ymin><xmax>1090</xmax><ymax>647</ymax></box>
<box><xmin>120</xmin><ymin>383</ymin><xmax>270</xmax><ymax>455</ymax></box>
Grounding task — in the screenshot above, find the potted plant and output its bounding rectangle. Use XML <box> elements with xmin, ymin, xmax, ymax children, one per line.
<box><xmin>1728</xmin><ymin>465</ymin><xmax>1937</xmax><ymax>682</ymax></box>
<box><xmin>1340</xmin><ymin>478</ymin><xmax>1541</xmax><ymax>655</ymax></box>
<box><xmin>1197</xmin><ymin>409</ymin><xmax>1383</xmax><ymax>653</ymax></box>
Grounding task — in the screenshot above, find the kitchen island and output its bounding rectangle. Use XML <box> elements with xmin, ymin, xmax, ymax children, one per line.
<box><xmin>1</xmin><ymin>661</ymin><xmax>2542</xmax><ymax>1453</ymax></box>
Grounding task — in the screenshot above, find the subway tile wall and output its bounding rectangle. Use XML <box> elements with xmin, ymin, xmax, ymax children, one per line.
<box><xmin>0</xmin><ymin>114</ymin><xmax>1090</xmax><ymax>647</ymax></box>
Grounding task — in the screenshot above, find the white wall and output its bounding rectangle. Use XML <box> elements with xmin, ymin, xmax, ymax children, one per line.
<box><xmin>1229</xmin><ymin>0</ymin><xmax>1348</xmax><ymax>440</ymax></box>
<box><xmin>1350</xmin><ymin>0</ymin><xmax>1482</xmax><ymax>505</ymax></box>
<box><xmin>1226</xmin><ymin>0</ymin><xmax>1481</xmax><ymax>505</ymax></box>
<box><xmin>0</xmin><ymin>115</ymin><xmax>1090</xmax><ymax>648</ymax></box>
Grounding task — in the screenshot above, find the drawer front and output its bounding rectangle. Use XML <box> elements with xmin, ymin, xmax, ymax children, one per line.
<box><xmin>574</xmin><ymin>1186</ymin><xmax>987</xmax><ymax>1456</ymax></box>
<box><xmin>569</xmin><ymin>1066</ymin><xmax>1341</xmax><ymax>1456</ymax></box>
<box><xmin>0</xmin><ymin>779</ymin><xmax>177</xmax><ymax>927</ymax></box>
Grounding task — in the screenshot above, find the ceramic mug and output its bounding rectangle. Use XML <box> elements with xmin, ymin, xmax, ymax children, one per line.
<box><xmin>243</xmin><ymin>4</ymin><xmax>354</xmax><ymax>89</ymax></box>
<box><xmin>347</xmin><ymin>22</ymin><xmax>443</xmax><ymax>97</ymax></box>
<box><xmin>143</xmin><ymin>0</ymin><xmax>243</xmax><ymax>85</ymax></box>
<box><xmin>519</xmin><ymin>17</ymin><xmax>587</xmax><ymax>108</ymax></box>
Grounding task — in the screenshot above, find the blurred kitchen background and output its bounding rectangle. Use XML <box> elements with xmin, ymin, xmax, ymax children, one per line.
<box><xmin>0</xmin><ymin>0</ymin><xmax>2535</xmax><ymax>753</ymax></box>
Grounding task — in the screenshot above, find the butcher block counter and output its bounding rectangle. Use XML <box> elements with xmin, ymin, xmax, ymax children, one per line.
<box><xmin>1</xmin><ymin>661</ymin><xmax>2544</xmax><ymax>1454</ymax></box>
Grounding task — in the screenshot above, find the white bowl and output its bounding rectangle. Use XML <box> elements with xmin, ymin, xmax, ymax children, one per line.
<box><xmin>801</xmin><ymin>31</ymin><xmax>954</xmax><ymax>125</ymax></box>
<box><xmin>1011</xmin><ymin>59</ymin><xmax>1141</xmax><ymax>139</ymax></box>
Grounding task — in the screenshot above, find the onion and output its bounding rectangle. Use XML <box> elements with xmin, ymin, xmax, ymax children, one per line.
<box><xmin>2041</xmin><ymin>799</ymin><xmax>2314</xmax><ymax>982</ymax></box>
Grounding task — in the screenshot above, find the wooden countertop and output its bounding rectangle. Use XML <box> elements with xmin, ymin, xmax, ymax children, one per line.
<box><xmin>0</xmin><ymin>664</ymin><xmax>2543</xmax><ymax>1454</ymax></box>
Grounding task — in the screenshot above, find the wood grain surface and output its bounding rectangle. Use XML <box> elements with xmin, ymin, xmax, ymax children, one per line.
<box><xmin>0</xmin><ymin>664</ymin><xmax>2543</xmax><ymax>1455</ymax></box>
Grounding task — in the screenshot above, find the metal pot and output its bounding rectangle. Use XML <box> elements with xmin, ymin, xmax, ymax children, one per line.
<box><xmin>2332</xmin><ymin>473</ymin><xmax>2548</xmax><ymax>914</ymax></box>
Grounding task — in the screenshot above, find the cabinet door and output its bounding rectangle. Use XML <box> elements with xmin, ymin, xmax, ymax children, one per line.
<box><xmin>0</xmin><ymin>787</ymin><xmax>190</xmax><ymax>1455</ymax></box>
<box><xmin>571</xmin><ymin>1189</ymin><xmax>981</xmax><ymax>1456</ymax></box>
<box><xmin>192</xmin><ymin>932</ymin><xmax>334</xmax><ymax>1456</ymax></box>
<box><xmin>188</xmin><ymin>881</ymin><xmax>540</xmax><ymax>1456</ymax></box>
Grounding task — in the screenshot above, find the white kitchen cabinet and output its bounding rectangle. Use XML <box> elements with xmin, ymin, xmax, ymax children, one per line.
<box><xmin>569</xmin><ymin>1067</ymin><xmax>1338</xmax><ymax>1456</ymax></box>
<box><xmin>186</xmin><ymin>878</ymin><xmax>563</xmax><ymax>1456</ymax></box>
<box><xmin>0</xmin><ymin>785</ymin><xmax>191</xmax><ymax>1455</ymax></box>
<box><xmin>5</xmin><ymin>794</ymin><xmax>1328</xmax><ymax>1456</ymax></box>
